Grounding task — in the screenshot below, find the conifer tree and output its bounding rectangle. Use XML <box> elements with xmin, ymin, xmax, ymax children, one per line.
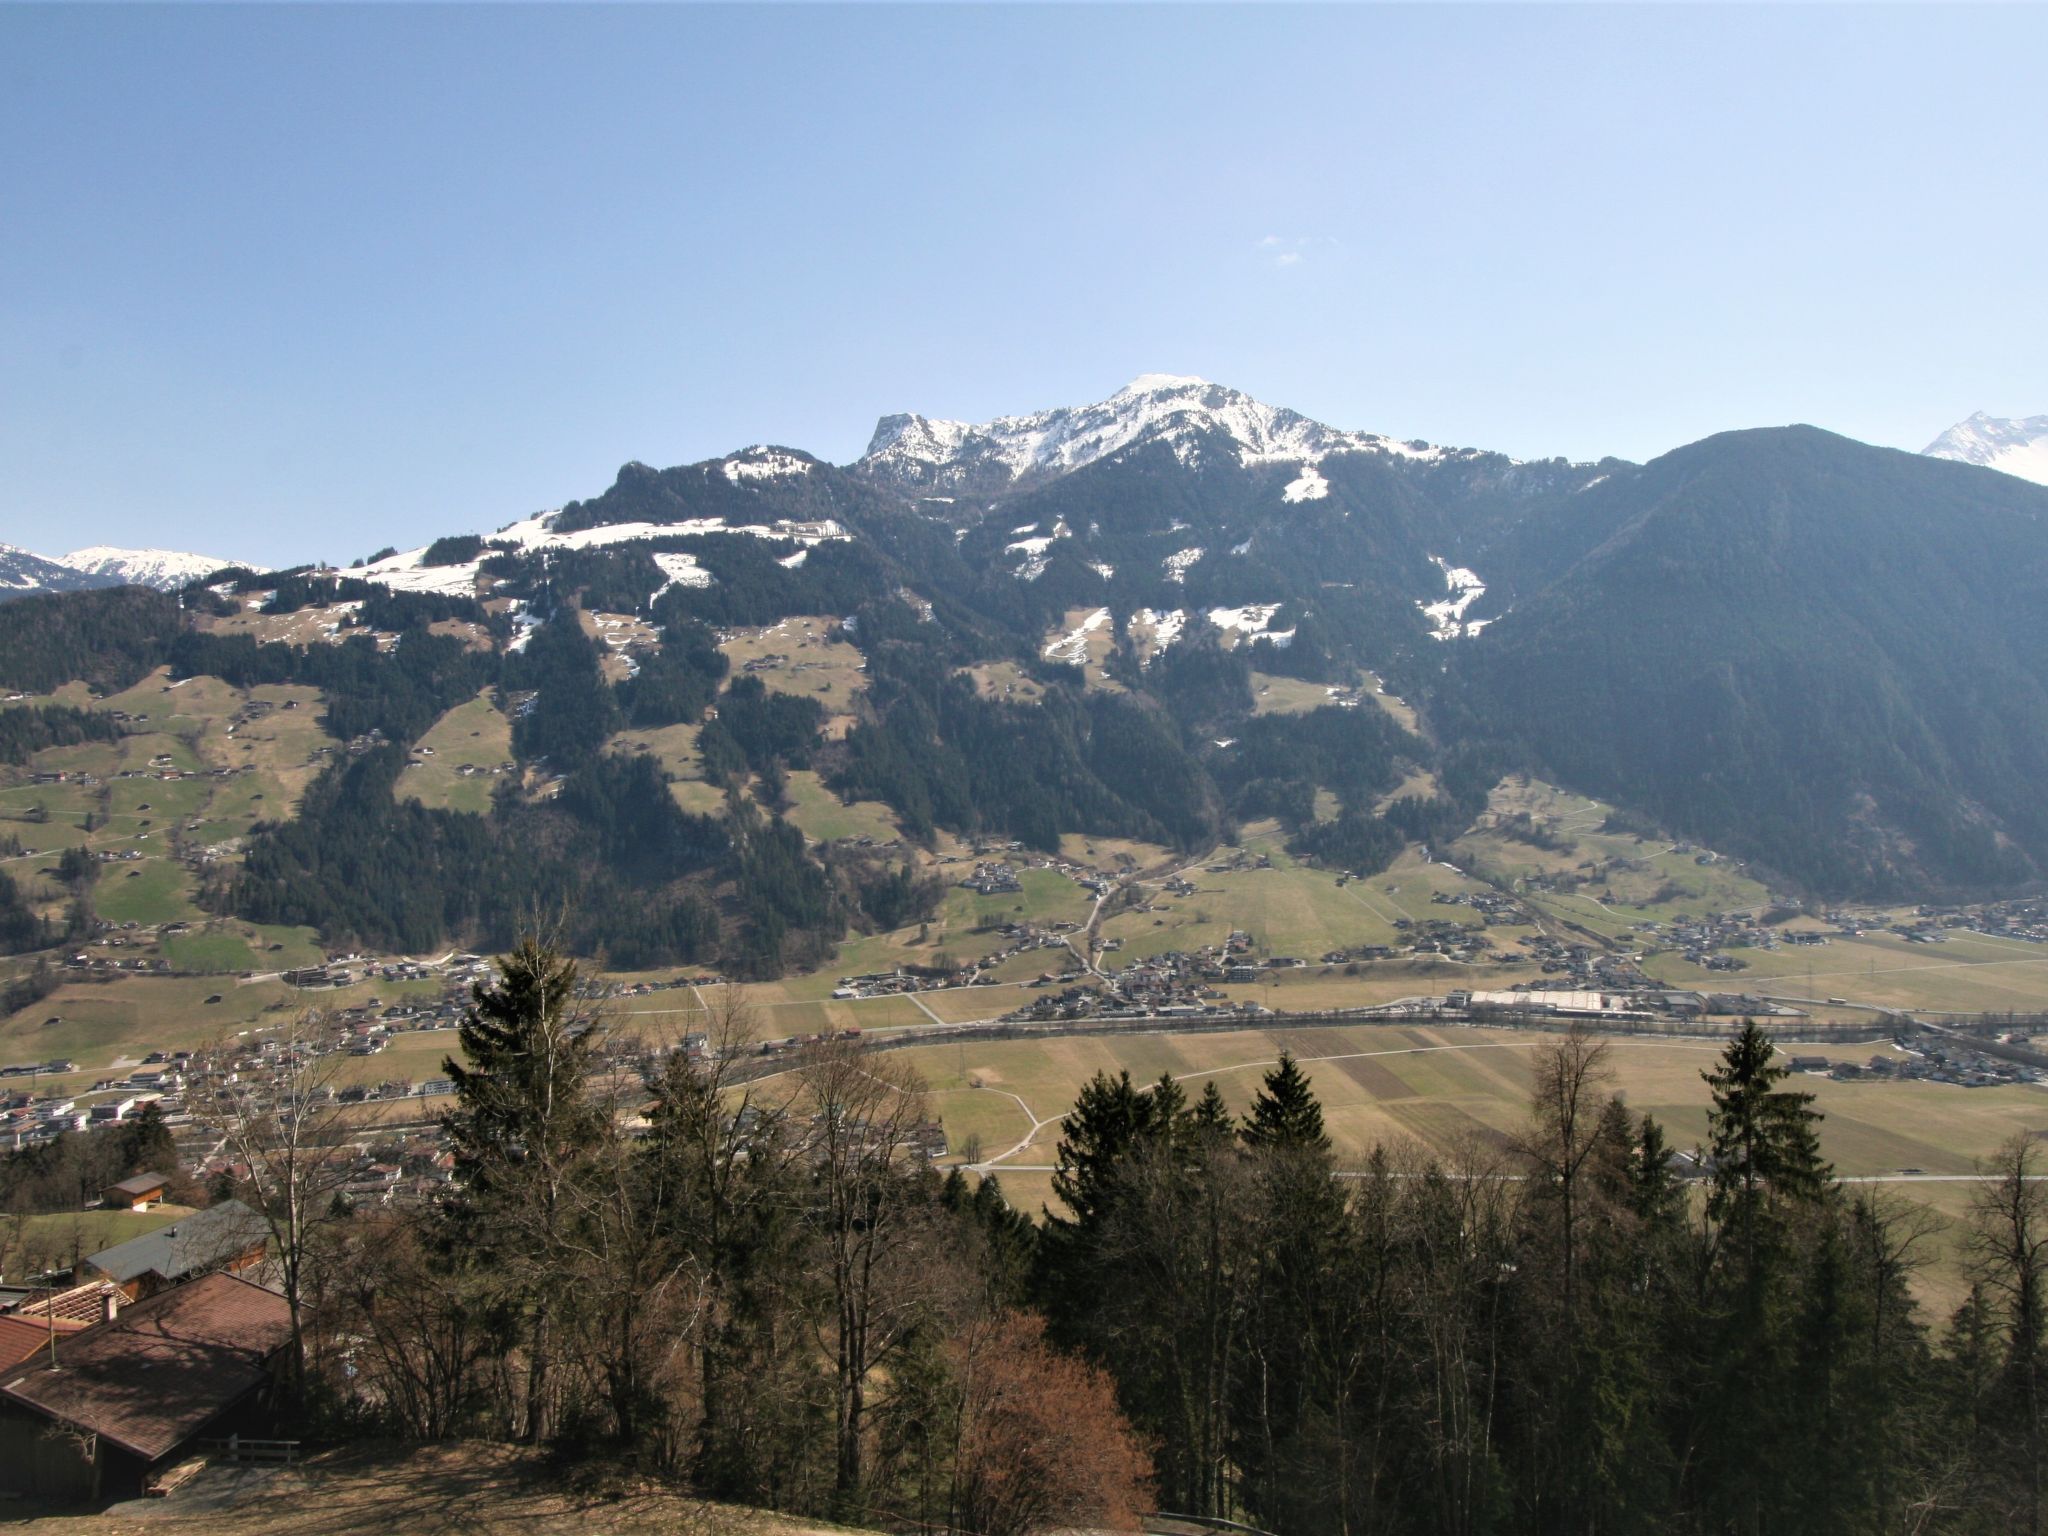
<box><xmin>1704</xmin><ymin>1020</ymin><xmax>1831</xmax><ymax>1231</ymax></box>
<box><xmin>443</xmin><ymin>935</ymin><xmax>605</xmax><ymax>1441</ymax></box>
<box><xmin>1047</xmin><ymin>1070</ymin><xmax>1158</xmax><ymax>1230</ymax></box>
<box><xmin>1239</xmin><ymin>1051</ymin><xmax>1330</xmax><ymax>1154</ymax></box>
<box><xmin>1189</xmin><ymin>1080</ymin><xmax>1232</xmax><ymax>1140</ymax></box>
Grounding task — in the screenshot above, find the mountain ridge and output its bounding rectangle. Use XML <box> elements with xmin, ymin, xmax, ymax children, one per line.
<box><xmin>856</xmin><ymin>373</ymin><xmax>1500</xmax><ymax>498</ymax></box>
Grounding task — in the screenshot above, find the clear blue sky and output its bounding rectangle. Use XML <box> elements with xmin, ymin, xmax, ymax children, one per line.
<box><xmin>3</xmin><ymin>4</ymin><xmax>2043</xmax><ymax>567</ymax></box>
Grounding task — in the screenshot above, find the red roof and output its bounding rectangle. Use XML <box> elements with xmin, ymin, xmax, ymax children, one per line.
<box><xmin>0</xmin><ymin>1273</ymin><xmax>292</xmax><ymax>1460</ymax></box>
<box><xmin>0</xmin><ymin>1314</ymin><xmax>91</xmax><ymax>1373</ymax></box>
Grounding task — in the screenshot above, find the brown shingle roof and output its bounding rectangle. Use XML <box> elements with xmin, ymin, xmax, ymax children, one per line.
<box><xmin>0</xmin><ymin>1273</ymin><xmax>292</xmax><ymax>1461</ymax></box>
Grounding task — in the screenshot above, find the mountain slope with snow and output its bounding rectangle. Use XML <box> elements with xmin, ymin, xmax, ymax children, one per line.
<box><xmin>59</xmin><ymin>546</ymin><xmax>245</xmax><ymax>591</ymax></box>
<box><xmin>0</xmin><ymin>544</ymin><xmax>122</xmax><ymax>601</ymax></box>
<box><xmin>1922</xmin><ymin>412</ymin><xmax>2048</xmax><ymax>486</ymax></box>
<box><xmin>859</xmin><ymin>373</ymin><xmax>1472</xmax><ymax>495</ymax></box>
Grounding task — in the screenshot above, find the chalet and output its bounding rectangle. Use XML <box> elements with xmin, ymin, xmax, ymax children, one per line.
<box><xmin>0</xmin><ymin>1273</ymin><xmax>293</xmax><ymax>1500</ymax></box>
<box><xmin>101</xmin><ymin>1171</ymin><xmax>171</xmax><ymax>1211</ymax></box>
<box><xmin>81</xmin><ymin>1200</ymin><xmax>268</xmax><ymax>1302</ymax></box>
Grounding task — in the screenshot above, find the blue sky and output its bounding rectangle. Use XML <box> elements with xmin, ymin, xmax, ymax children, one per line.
<box><xmin>3</xmin><ymin>4</ymin><xmax>2044</xmax><ymax>567</ymax></box>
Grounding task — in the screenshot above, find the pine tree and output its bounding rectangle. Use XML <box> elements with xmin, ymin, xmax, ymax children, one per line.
<box><xmin>1047</xmin><ymin>1070</ymin><xmax>1157</xmax><ymax>1229</ymax></box>
<box><xmin>1148</xmin><ymin>1071</ymin><xmax>1188</xmax><ymax>1132</ymax></box>
<box><xmin>1190</xmin><ymin>1080</ymin><xmax>1232</xmax><ymax>1140</ymax></box>
<box><xmin>1239</xmin><ymin>1051</ymin><xmax>1330</xmax><ymax>1154</ymax></box>
<box><xmin>442</xmin><ymin>936</ymin><xmax>605</xmax><ymax>1441</ymax></box>
<box><xmin>1704</xmin><ymin>1020</ymin><xmax>1831</xmax><ymax>1232</ymax></box>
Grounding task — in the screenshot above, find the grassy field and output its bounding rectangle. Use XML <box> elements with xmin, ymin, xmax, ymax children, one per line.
<box><xmin>159</xmin><ymin>927</ymin><xmax>260</xmax><ymax>974</ymax></box>
<box><xmin>0</xmin><ymin>970</ymin><xmax>457</xmax><ymax>1083</ymax></box>
<box><xmin>958</xmin><ymin>661</ymin><xmax>1046</xmax><ymax>705</ymax></box>
<box><xmin>1643</xmin><ymin>928</ymin><xmax>2048</xmax><ymax>1014</ymax></box>
<box><xmin>0</xmin><ymin>671</ymin><xmax>333</xmax><ymax>944</ymax></box>
<box><xmin>580</xmin><ymin>610</ymin><xmax>663</xmax><ymax>685</ymax></box>
<box><xmin>1040</xmin><ymin>607</ymin><xmax>1122</xmax><ymax>690</ymax></box>
<box><xmin>94</xmin><ymin>858</ymin><xmax>204</xmax><ymax>926</ymax></box>
<box><xmin>607</xmin><ymin>722</ymin><xmax>733</xmax><ymax>817</ymax></box>
<box><xmin>1452</xmin><ymin>776</ymin><xmax>1775</xmax><ymax>939</ymax></box>
<box><xmin>781</xmin><ymin>771</ymin><xmax>903</xmax><ymax>846</ymax></box>
<box><xmin>1056</xmin><ymin>833</ymin><xmax>1178</xmax><ymax>875</ymax></box>
<box><xmin>718</xmin><ymin>616</ymin><xmax>868</xmax><ymax>722</ymax></box>
<box><xmin>396</xmin><ymin>690</ymin><xmax>513</xmax><ymax>814</ymax></box>
<box><xmin>9</xmin><ymin>1204</ymin><xmax>192</xmax><ymax>1275</ymax></box>
<box><xmin>1247</xmin><ymin>672</ymin><xmax>1339</xmax><ymax>716</ymax></box>
<box><xmin>1098</xmin><ymin>831</ymin><xmax>1536</xmax><ymax>969</ymax></box>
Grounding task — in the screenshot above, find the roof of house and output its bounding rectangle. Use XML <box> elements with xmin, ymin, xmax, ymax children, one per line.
<box><xmin>84</xmin><ymin>1200</ymin><xmax>268</xmax><ymax>1286</ymax></box>
<box><xmin>0</xmin><ymin>1272</ymin><xmax>292</xmax><ymax>1460</ymax></box>
<box><xmin>6</xmin><ymin>1280</ymin><xmax>120</xmax><ymax>1327</ymax></box>
<box><xmin>0</xmin><ymin>1314</ymin><xmax>92</xmax><ymax>1373</ymax></box>
<box><xmin>104</xmin><ymin>1171</ymin><xmax>171</xmax><ymax>1197</ymax></box>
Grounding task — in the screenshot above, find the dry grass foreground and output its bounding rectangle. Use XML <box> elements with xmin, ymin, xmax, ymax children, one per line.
<box><xmin>5</xmin><ymin>1441</ymin><xmax>876</xmax><ymax>1536</ymax></box>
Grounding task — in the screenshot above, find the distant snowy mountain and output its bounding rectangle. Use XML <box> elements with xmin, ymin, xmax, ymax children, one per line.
<box><xmin>0</xmin><ymin>544</ymin><xmax>122</xmax><ymax>601</ymax></box>
<box><xmin>59</xmin><ymin>546</ymin><xmax>244</xmax><ymax>591</ymax></box>
<box><xmin>1922</xmin><ymin>412</ymin><xmax>2048</xmax><ymax>486</ymax></box>
<box><xmin>858</xmin><ymin>373</ymin><xmax>1471</xmax><ymax>495</ymax></box>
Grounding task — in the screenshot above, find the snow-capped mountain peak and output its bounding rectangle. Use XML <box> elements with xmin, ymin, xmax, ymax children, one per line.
<box><xmin>858</xmin><ymin>374</ymin><xmax>1462</xmax><ymax>494</ymax></box>
<box><xmin>1922</xmin><ymin>412</ymin><xmax>2048</xmax><ymax>487</ymax></box>
<box><xmin>59</xmin><ymin>546</ymin><xmax>245</xmax><ymax>591</ymax></box>
<box><xmin>0</xmin><ymin>544</ymin><xmax>123</xmax><ymax>598</ymax></box>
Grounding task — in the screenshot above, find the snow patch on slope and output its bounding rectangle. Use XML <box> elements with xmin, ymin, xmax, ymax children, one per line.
<box><xmin>652</xmin><ymin>552</ymin><xmax>713</xmax><ymax>592</ymax></box>
<box><xmin>1129</xmin><ymin>607</ymin><xmax>1186</xmax><ymax>666</ymax></box>
<box><xmin>1282</xmin><ymin>465</ymin><xmax>1328</xmax><ymax>502</ymax></box>
<box><xmin>1043</xmin><ymin>607</ymin><xmax>1112</xmax><ymax>666</ymax></box>
<box><xmin>1419</xmin><ymin>556</ymin><xmax>1488</xmax><ymax>640</ymax></box>
<box><xmin>358</xmin><ymin>508</ymin><xmax>847</xmax><ymax>597</ymax></box>
<box><xmin>1162</xmin><ymin>547</ymin><xmax>1204</xmax><ymax>584</ymax></box>
<box><xmin>722</xmin><ymin>448</ymin><xmax>813</xmax><ymax>484</ymax></box>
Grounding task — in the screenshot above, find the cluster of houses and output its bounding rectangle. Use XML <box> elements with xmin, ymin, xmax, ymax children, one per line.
<box><xmin>1009</xmin><ymin>935</ymin><xmax>1298</xmax><ymax>1023</ymax></box>
<box><xmin>958</xmin><ymin>861</ymin><xmax>1021</xmax><ymax>897</ymax></box>
<box><xmin>0</xmin><ymin>1188</ymin><xmax>290</xmax><ymax>1502</ymax></box>
<box><xmin>1429</xmin><ymin>889</ymin><xmax>1528</xmax><ymax>925</ymax></box>
<box><xmin>1508</xmin><ymin>932</ymin><xmax>1651</xmax><ymax>990</ymax></box>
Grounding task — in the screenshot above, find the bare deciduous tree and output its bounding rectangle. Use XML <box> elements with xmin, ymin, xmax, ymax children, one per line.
<box><xmin>794</xmin><ymin>1038</ymin><xmax>947</xmax><ymax>1501</ymax></box>
<box><xmin>201</xmin><ymin>1008</ymin><xmax>364</xmax><ymax>1400</ymax></box>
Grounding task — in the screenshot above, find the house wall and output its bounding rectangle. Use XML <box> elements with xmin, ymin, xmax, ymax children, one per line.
<box><xmin>0</xmin><ymin>1410</ymin><xmax>95</xmax><ymax>1500</ymax></box>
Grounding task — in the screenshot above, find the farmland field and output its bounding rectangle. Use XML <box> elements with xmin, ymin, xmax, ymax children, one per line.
<box><xmin>1099</xmin><ymin>829</ymin><xmax>1536</xmax><ymax>969</ymax></box>
<box><xmin>1451</xmin><ymin>776</ymin><xmax>1774</xmax><ymax>939</ymax></box>
<box><xmin>718</xmin><ymin>616</ymin><xmax>867</xmax><ymax>722</ymax></box>
<box><xmin>396</xmin><ymin>690</ymin><xmax>513</xmax><ymax>814</ymax></box>
<box><xmin>782</xmin><ymin>771</ymin><xmax>902</xmax><ymax>846</ymax></box>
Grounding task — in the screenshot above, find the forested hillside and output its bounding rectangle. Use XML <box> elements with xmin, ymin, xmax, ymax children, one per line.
<box><xmin>1446</xmin><ymin>428</ymin><xmax>2048</xmax><ymax>896</ymax></box>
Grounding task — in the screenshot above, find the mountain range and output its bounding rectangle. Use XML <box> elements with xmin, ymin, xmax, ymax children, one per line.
<box><xmin>0</xmin><ymin>544</ymin><xmax>246</xmax><ymax>597</ymax></box>
<box><xmin>4</xmin><ymin>377</ymin><xmax>2047</xmax><ymax>964</ymax></box>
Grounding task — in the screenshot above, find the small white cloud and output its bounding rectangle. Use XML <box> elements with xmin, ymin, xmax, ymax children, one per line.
<box><xmin>1257</xmin><ymin>235</ymin><xmax>1317</xmax><ymax>268</ymax></box>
